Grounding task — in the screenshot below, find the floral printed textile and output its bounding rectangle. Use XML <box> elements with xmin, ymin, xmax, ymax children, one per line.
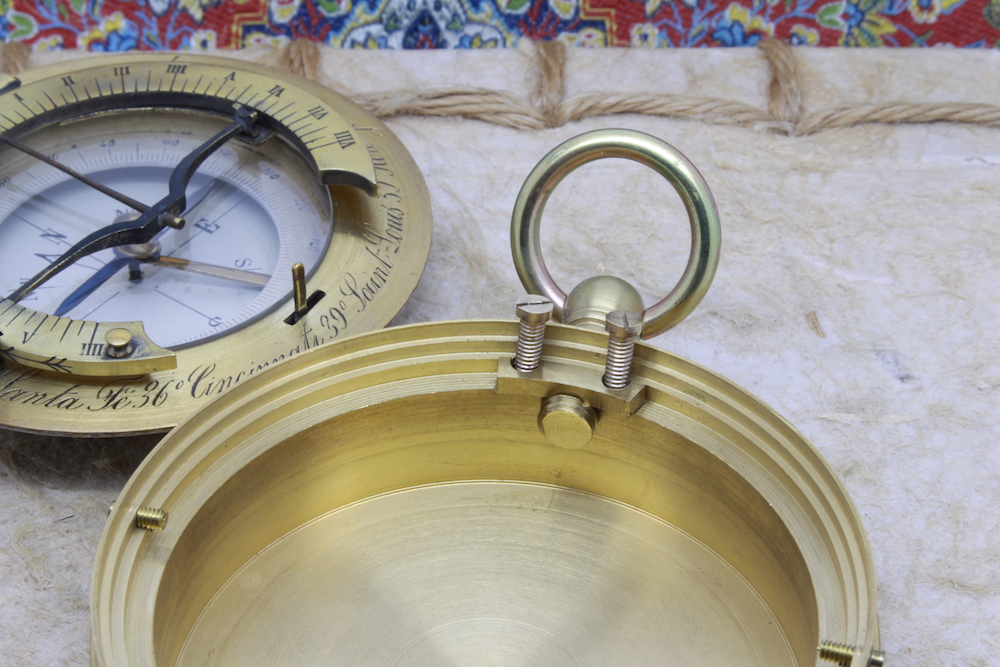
<box><xmin>1</xmin><ymin>0</ymin><xmax>997</xmax><ymax>50</ymax></box>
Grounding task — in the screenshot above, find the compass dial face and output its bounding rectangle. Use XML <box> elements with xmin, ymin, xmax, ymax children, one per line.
<box><xmin>0</xmin><ymin>112</ymin><xmax>332</xmax><ymax>348</ymax></box>
<box><xmin>0</xmin><ymin>54</ymin><xmax>432</xmax><ymax>435</ymax></box>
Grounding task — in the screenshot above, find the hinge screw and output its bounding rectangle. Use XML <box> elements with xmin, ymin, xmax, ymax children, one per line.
<box><xmin>512</xmin><ymin>295</ymin><xmax>553</xmax><ymax>372</ymax></box>
<box><xmin>135</xmin><ymin>507</ymin><xmax>168</xmax><ymax>531</ymax></box>
<box><xmin>603</xmin><ymin>311</ymin><xmax>642</xmax><ymax>389</ymax></box>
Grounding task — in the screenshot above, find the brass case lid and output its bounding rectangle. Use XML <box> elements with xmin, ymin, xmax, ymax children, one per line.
<box><xmin>92</xmin><ymin>320</ymin><xmax>881</xmax><ymax>666</ymax></box>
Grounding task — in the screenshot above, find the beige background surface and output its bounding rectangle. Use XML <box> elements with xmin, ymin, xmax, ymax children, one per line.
<box><xmin>2</xmin><ymin>44</ymin><xmax>999</xmax><ymax>665</ymax></box>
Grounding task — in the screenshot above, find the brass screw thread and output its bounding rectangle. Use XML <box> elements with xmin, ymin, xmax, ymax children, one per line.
<box><xmin>135</xmin><ymin>507</ymin><xmax>168</xmax><ymax>531</ymax></box>
<box><xmin>512</xmin><ymin>295</ymin><xmax>553</xmax><ymax>372</ymax></box>
<box><xmin>603</xmin><ymin>311</ymin><xmax>642</xmax><ymax>389</ymax></box>
<box><xmin>819</xmin><ymin>641</ymin><xmax>856</xmax><ymax>666</ymax></box>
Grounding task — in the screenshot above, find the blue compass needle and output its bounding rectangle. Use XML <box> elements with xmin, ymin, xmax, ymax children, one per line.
<box><xmin>53</xmin><ymin>256</ymin><xmax>131</xmax><ymax>317</ymax></box>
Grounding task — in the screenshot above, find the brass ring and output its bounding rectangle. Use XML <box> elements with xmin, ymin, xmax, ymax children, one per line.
<box><xmin>510</xmin><ymin>129</ymin><xmax>722</xmax><ymax>338</ymax></box>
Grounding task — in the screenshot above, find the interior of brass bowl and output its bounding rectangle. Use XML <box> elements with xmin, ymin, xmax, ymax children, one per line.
<box><xmin>92</xmin><ymin>321</ymin><xmax>881</xmax><ymax>666</ymax></box>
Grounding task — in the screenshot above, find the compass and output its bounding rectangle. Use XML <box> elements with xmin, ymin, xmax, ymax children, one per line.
<box><xmin>0</xmin><ymin>53</ymin><xmax>431</xmax><ymax>436</ymax></box>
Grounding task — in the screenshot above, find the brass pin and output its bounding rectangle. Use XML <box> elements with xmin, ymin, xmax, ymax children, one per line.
<box><xmin>292</xmin><ymin>263</ymin><xmax>308</xmax><ymax>318</ymax></box>
<box><xmin>104</xmin><ymin>328</ymin><xmax>134</xmax><ymax>358</ymax></box>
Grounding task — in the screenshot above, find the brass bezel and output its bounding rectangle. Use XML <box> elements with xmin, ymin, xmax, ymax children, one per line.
<box><xmin>0</xmin><ymin>53</ymin><xmax>432</xmax><ymax>435</ymax></box>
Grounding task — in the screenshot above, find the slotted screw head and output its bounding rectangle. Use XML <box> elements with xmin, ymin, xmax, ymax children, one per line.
<box><xmin>605</xmin><ymin>310</ymin><xmax>642</xmax><ymax>339</ymax></box>
<box><xmin>516</xmin><ymin>295</ymin><xmax>554</xmax><ymax>325</ymax></box>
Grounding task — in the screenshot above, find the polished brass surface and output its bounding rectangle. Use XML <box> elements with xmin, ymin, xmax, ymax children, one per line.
<box><xmin>561</xmin><ymin>275</ymin><xmax>644</xmax><ymax>332</ymax></box>
<box><xmin>511</xmin><ymin>129</ymin><xmax>721</xmax><ymax>338</ymax></box>
<box><xmin>0</xmin><ymin>54</ymin><xmax>431</xmax><ymax>435</ymax></box>
<box><xmin>495</xmin><ymin>353</ymin><xmax>648</xmax><ymax>418</ymax></box>
<box><xmin>92</xmin><ymin>320</ymin><xmax>882</xmax><ymax>666</ymax></box>
<box><xmin>0</xmin><ymin>303</ymin><xmax>176</xmax><ymax>375</ymax></box>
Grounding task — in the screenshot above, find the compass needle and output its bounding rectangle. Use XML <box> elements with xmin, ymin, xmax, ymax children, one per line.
<box><xmin>114</xmin><ymin>242</ymin><xmax>272</xmax><ymax>288</ymax></box>
<box><xmin>147</xmin><ymin>256</ymin><xmax>270</xmax><ymax>288</ymax></box>
<box><xmin>53</xmin><ymin>256</ymin><xmax>130</xmax><ymax>317</ymax></box>
<box><xmin>6</xmin><ymin>106</ymin><xmax>260</xmax><ymax>302</ymax></box>
<box><xmin>0</xmin><ymin>53</ymin><xmax>430</xmax><ymax>435</ymax></box>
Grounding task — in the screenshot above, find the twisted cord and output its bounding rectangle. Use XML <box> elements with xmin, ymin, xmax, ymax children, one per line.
<box><xmin>6</xmin><ymin>37</ymin><xmax>999</xmax><ymax>136</ymax></box>
<box><xmin>0</xmin><ymin>42</ymin><xmax>29</xmax><ymax>75</ymax></box>
<box><xmin>278</xmin><ymin>39</ymin><xmax>321</xmax><ymax>80</ymax></box>
<box><xmin>530</xmin><ymin>39</ymin><xmax>567</xmax><ymax>127</ymax></box>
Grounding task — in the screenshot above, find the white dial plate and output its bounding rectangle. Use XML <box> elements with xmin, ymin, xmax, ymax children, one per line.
<box><xmin>0</xmin><ymin>112</ymin><xmax>332</xmax><ymax>348</ymax></box>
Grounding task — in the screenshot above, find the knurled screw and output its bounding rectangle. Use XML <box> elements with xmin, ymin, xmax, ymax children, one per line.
<box><xmin>512</xmin><ymin>295</ymin><xmax>553</xmax><ymax>372</ymax></box>
<box><xmin>603</xmin><ymin>311</ymin><xmax>642</xmax><ymax>389</ymax></box>
<box><xmin>135</xmin><ymin>507</ymin><xmax>168</xmax><ymax>531</ymax></box>
<box><xmin>818</xmin><ymin>641</ymin><xmax>855</xmax><ymax>666</ymax></box>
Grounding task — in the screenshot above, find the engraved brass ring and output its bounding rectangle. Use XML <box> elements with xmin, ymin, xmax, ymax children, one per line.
<box><xmin>511</xmin><ymin>129</ymin><xmax>722</xmax><ymax>338</ymax></box>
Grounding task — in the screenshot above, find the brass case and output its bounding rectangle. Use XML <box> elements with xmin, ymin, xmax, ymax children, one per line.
<box><xmin>92</xmin><ymin>321</ymin><xmax>880</xmax><ymax>666</ymax></box>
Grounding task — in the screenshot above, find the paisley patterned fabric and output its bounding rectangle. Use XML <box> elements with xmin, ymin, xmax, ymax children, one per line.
<box><xmin>0</xmin><ymin>0</ymin><xmax>996</xmax><ymax>51</ymax></box>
